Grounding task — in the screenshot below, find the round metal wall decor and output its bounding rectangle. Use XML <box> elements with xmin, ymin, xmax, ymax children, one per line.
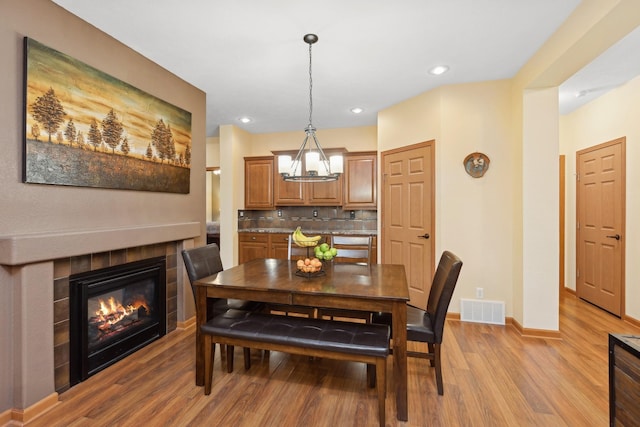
<box><xmin>463</xmin><ymin>152</ymin><xmax>490</xmax><ymax>178</ymax></box>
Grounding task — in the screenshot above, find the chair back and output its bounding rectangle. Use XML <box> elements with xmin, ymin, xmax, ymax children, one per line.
<box><xmin>331</xmin><ymin>235</ymin><xmax>373</xmax><ymax>265</ymax></box>
<box><xmin>426</xmin><ymin>250</ymin><xmax>463</xmax><ymax>343</ymax></box>
<box><xmin>181</xmin><ymin>243</ymin><xmax>224</xmax><ymax>298</ymax></box>
<box><xmin>288</xmin><ymin>234</ymin><xmax>311</xmax><ymax>260</ymax></box>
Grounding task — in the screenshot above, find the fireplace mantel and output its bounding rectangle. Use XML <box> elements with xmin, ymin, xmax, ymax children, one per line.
<box><xmin>0</xmin><ymin>222</ymin><xmax>200</xmax><ymax>266</ymax></box>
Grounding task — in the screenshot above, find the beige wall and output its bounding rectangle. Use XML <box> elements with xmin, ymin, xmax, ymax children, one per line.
<box><xmin>0</xmin><ymin>1</ymin><xmax>207</xmax><ymax>237</ymax></box>
<box><xmin>247</xmin><ymin>126</ymin><xmax>377</xmax><ymax>156</ymax></box>
<box><xmin>378</xmin><ymin>80</ymin><xmax>517</xmax><ymax>318</ymax></box>
<box><xmin>561</xmin><ymin>74</ymin><xmax>640</xmax><ymax>320</ymax></box>
<box><xmin>206</xmin><ymin>137</ymin><xmax>221</xmax><ymax>221</ymax></box>
<box><xmin>376</xmin><ymin>0</ymin><xmax>640</xmax><ymax>329</ymax></box>
<box><xmin>219</xmin><ymin>124</ymin><xmax>252</xmax><ymax>267</ymax></box>
<box><xmin>511</xmin><ymin>0</ymin><xmax>640</xmax><ymax>329</ymax></box>
<box><xmin>1</xmin><ymin>0</ymin><xmax>206</xmax><ymax>414</ymax></box>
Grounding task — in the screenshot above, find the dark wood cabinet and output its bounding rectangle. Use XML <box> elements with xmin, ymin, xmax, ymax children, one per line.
<box><xmin>307</xmin><ymin>177</ymin><xmax>343</xmax><ymax>206</ymax></box>
<box><xmin>239</xmin><ymin>232</ymin><xmax>375</xmax><ymax>264</ymax></box>
<box><xmin>238</xmin><ymin>233</ymin><xmax>269</xmax><ymax>264</ymax></box>
<box><xmin>270</xmin><ymin>233</ymin><xmax>291</xmax><ymax>259</ymax></box>
<box><xmin>272</xmin><ymin>151</ymin><xmax>343</xmax><ymax>206</ymax></box>
<box><xmin>274</xmin><ymin>177</ymin><xmax>306</xmax><ymax>205</ymax></box>
<box><xmin>343</xmin><ymin>152</ymin><xmax>377</xmax><ymax>210</ymax></box>
<box><xmin>244</xmin><ymin>157</ymin><xmax>274</xmax><ymax>210</ymax></box>
<box><xmin>609</xmin><ymin>333</ymin><xmax>640</xmax><ymax>426</ymax></box>
<box><xmin>239</xmin><ymin>232</ymin><xmax>293</xmax><ymax>263</ymax></box>
<box><xmin>245</xmin><ymin>152</ymin><xmax>375</xmax><ymax>208</ymax></box>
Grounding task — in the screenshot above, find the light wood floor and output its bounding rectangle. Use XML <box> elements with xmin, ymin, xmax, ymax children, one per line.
<box><xmin>27</xmin><ymin>292</ymin><xmax>640</xmax><ymax>427</ymax></box>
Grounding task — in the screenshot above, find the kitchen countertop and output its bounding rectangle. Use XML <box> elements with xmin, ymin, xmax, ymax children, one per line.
<box><xmin>239</xmin><ymin>228</ymin><xmax>377</xmax><ymax>235</ymax></box>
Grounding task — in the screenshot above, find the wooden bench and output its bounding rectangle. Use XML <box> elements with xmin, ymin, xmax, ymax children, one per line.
<box><xmin>201</xmin><ymin>310</ymin><xmax>390</xmax><ymax>427</ymax></box>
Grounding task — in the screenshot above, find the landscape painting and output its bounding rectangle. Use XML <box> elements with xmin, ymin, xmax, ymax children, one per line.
<box><xmin>23</xmin><ymin>37</ymin><xmax>192</xmax><ymax>193</ymax></box>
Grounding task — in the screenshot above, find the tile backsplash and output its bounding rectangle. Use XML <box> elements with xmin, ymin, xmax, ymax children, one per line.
<box><xmin>238</xmin><ymin>207</ymin><xmax>377</xmax><ymax>233</ymax></box>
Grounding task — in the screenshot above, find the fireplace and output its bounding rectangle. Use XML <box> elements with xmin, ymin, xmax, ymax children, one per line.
<box><xmin>69</xmin><ymin>256</ymin><xmax>167</xmax><ymax>385</ymax></box>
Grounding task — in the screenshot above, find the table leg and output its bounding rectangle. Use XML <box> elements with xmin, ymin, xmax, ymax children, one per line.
<box><xmin>195</xmin><ymin>286</ymin><xmax>206</xmax><ymax>386</ymax></box>
<box><xmin>392</xmin><ymin>300</ymin><xmax>408</xmax><ymax>421</ymax></box>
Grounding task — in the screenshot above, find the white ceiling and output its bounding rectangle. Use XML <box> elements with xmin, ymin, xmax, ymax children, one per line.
<box><xmin>50</xmin><ymin>0</ymin><xmax>639</xmax><ymax>137</ymax></box>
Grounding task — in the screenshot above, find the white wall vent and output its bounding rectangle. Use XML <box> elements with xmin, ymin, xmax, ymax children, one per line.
<box><xmin>460</xmin><ymin>298</ymin><xmax>505</xmax><ymax>325</ymax></box>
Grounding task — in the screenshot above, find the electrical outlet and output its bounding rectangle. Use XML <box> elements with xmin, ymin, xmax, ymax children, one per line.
<box><xmin>350</xmin><ymin>210</ymin><xmax>356</xmax><ymax>220</ymax></box>
<box><xmin>239</xmin><ymin>211</ymin><xmax>244</xmax><ymax>218</ymax></box>
<box><xmin>476</xmin><ymin>287</ymin><xmax>484</xmax><ymax>299</ymax></box>
<box><xmin>277</xmin><ymin>209</ymin><xmax>282</xmax><ymax>217</ymax></box>
<box><xmin>312</xmin><ymin>209</ymin><xmax>318</xmax><ymax>218</ymax></box>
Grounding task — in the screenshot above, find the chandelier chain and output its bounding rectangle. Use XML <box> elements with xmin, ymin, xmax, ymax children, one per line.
<box><xmin>278</xmin><ymin>34</ymin><xmax>342</xmax><ymax>182</ymax></box>
<box><xmin>308</xmin><ymin>42</ymin><xmax>313</xmax><ymax>128</ymax></box>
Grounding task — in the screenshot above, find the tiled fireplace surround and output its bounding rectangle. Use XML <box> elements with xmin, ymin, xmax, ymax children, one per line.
<box><xmin>0</xmin><ymin>222</ymin><xmax>199</xmax><ymax>418</ymax></box>
<box><xmin>53</xmin><ymin>242</ymin><xmax>179</xmax><ymax>393</ymax></box>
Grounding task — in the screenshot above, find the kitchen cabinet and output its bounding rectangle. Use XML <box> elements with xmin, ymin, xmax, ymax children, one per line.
<box><xmin>270</xmin><ymin>233</ymin><xmax>291</xmax><ymax>259</ymax></box>
<box><xmin>245</xmin><ymin>152</ymin><xmax>376</xmax><ymax>208</ymax></box>
<box><xmin>343</xmin><ymin>152</ymin><xmax>377</xmax><ymax>210</ymax></box>
<box><xmin>239</xmin><ymin>232</ymin><xmax>295</xmax><ymax>263</ymax></box>
<box><xmin>272</xmin><ymin>150</ymin><xmax>343</xmax><ymax>206</ymax></box>
<box><xmin>239</xmin><ymin>232</ymin><xmax>374</xmax><ymax>263</ymax></box>
<box><xmin>238</xmin><ymin>233</ymin><xmax>269</xmax><ymax>264</ymax></box>
<box><xmin>244</xmin><ymin>157</ymin><xmax>274</xmax><ymax>210</ymax></box>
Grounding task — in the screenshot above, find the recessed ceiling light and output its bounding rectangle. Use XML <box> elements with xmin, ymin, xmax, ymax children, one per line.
<box><xmin>239</xmin><ymin>117</ymin><xmax>252</xmax><ymax>124</ymax></box>
<box><xmin>350</xmin><ymin>107</ymin><xmax>364</xmax><ymax>114</ymax></box>
<box><xmin>429</xmin><ymin>65</ymin><xmax>449</xmax><ymax>76</ymax></box>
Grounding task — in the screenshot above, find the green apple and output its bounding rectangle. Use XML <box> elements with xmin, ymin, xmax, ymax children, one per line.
<box><xmin>329</xmin><ymin>247</ymin><xmax>338</xmax><ymax>257</ymax></box>
<box><xmin>323</xmin><ymin>252</ymin><xmax>333</xmax><ymax>260</ymax></box>
<box><xmin>319</xmin><ymin>243</ymin><xmax>330</xmax><ymax>253</ymax></box>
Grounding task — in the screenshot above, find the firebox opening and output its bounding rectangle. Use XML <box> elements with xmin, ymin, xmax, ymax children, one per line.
<box><xmin>70</xmin><ymin>257</ymin><xmax>166</xmax><ymax>386</ymax></box>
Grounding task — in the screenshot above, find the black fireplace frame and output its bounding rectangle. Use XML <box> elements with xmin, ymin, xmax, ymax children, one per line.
<box><xmin>69</xmin><ymin>256</ymin><xmax>167</xmax><ymax>385</ymax></box>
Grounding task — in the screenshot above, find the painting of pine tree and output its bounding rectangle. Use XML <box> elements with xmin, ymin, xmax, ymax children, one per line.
<box><xmin>23</xmin><ymin>38</ymin><xmax>192</xmax><ymax>193</ymax></box>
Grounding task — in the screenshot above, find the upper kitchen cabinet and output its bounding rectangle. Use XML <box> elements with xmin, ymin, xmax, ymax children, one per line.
<box><xmin>272</xmin><ymin>150</ymin><xmax>343</xmax><ymax>206</ymax></box>
<box><xmin>244</xmin><ymin>151</ymin><xmax>375</xmax><ymax>208</ymax></box>
<box><xmin>244</xmin><ymin>156</ymin><xmax>274</xmax><ymax>210</ymax></box>
<box><xmin>343</xmin><ymin>152</ymin><xmax>377</xmax><ymax>209</ymax></box>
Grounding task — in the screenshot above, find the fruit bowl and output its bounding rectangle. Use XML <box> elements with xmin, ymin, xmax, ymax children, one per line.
<box><xmin>295</xmin><ymin>257</ymin><xmax>325</xmax><ymax>278</ymax></box>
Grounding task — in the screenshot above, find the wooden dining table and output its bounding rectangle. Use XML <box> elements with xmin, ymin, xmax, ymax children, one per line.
<box><xmin>194</xmin><ymin>257</ymin><xmax>410</xmax><ymax>421</ymax></box>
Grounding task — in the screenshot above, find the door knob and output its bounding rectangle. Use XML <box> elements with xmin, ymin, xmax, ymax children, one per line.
<box><xmin>417</xmin><ymin>233</ymin><xmax>430</xmax><ymax>239</ymax></box>
<box><xmin>606</xmin><ymin>234</ymin><xmax>621</xmax><ymax>240</ymax></box>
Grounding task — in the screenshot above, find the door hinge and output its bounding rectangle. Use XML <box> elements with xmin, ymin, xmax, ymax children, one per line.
<box><xmin>576</xmin><ymin>173</ymin><xmax>580</xmax><ymax>181</ymax></box>
<box><xmin>577</xmin><ymin>221</ymin><xmax>579</xmax><ymax>230</ymax></box>
<box><xmin>577</xmin><ymin>269</ymin><xmax>580</xmax><ymax>278</ymax></box>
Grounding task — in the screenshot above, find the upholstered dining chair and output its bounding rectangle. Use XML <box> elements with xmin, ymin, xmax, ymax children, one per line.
<box><xmin>371</xmin><ymin>250</ymin><xmax>462</xmax><ymax>395</ymax></box>
<box><xmin>267</xmin><ymin>235</ymin><xmax>317</xmax><ymax>318</ymax></box>
<box><xmin>182</xmin><ymin>243</ymin><xmax>261</xmax><ymax>371</ymax></box>
<box><xmin>316</xmin><ymin>235</ymin><xmax>374</xmax><ymax>322</ymax></box>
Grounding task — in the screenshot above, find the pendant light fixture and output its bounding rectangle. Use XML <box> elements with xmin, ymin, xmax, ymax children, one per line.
<box><xmin>278</xmin><ymin>34</ymin><xmax>343</xmax><ymax>182</ymax></box>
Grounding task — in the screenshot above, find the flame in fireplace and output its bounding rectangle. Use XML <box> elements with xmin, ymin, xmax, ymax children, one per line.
<box><xmin>95</xmin><ymin>296</ymin><xmax>150</xmax><ymax>330</ymax></box>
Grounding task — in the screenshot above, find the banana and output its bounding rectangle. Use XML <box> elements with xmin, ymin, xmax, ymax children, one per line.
<box><xmin>292</xmin><ymin>226</ymin><xmax>322</xmax><ymax>246</ymax></box>
<box><xmin>298</xmin><ymin>228</ymin><xmax>322</xmax><ymax>242</ymax></box>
